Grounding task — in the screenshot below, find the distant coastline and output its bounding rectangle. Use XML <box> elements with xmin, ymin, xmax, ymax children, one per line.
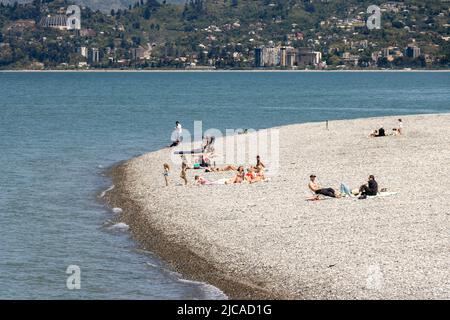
<box><xmin>2</xmin><ymin>69</ymin><xmax>450</xmax><ymax>73</ymax></box>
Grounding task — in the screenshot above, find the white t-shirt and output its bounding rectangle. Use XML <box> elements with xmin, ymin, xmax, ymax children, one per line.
<box><xmin>175</xmin><ymin>123</ymin><xmax>182</xmax><ymax>140</ymax></box>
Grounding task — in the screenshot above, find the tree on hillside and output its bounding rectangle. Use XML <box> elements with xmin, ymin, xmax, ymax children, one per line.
<box><xmin>182</xmin><ymin>0</ymin><xmax>205</xmax><ymax>21</ymax></box>
<box><xmin>143</xmin><ymin>6</ymin><xmax>151</xmax><ymax>19</ymax></box>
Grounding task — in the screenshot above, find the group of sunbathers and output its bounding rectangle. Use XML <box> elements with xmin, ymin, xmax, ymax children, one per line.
<box><xmin>163</xmin><ymin>155</ymin><xmax>268</xmax><ymax>186</ymax></box>
<box><xmin>195</xmin><ymin>155</ymin><xmax>267</xmax><ymax>186</ymax></box>
<box><xmin>308</xmin><ymin>174</ymin><xmax>381</xmax><ymax>200</ymax></box>
<box><xmin>369</xmin><ymin>119</ymin><xmax>403</xmax><ymax>137</ymax></box>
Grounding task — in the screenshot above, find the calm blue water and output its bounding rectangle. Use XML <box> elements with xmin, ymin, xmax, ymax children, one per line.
<box><xmin>1</xmin><ymin>71</ymin><xmax>449</xmax><ymax>299</ymax></box>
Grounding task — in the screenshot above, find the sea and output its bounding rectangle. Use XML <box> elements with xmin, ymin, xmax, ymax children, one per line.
<box><xmin>1</xmin><ymin>71</ymin><xmax>449</xmax><ymax>299</ymax></box>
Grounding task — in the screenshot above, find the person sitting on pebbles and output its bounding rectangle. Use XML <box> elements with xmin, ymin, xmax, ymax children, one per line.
<box><xmin>252</xmin><ymin>155</ymin><xmax>265</xmax><ymax>172</ymax></box>
<box><xmin>308</xmin><ymin>175</ymin><xmax>341</xmax><ymax>198</ymax></box>
<box><xmin>369</xmin><ymin>126</ymin><xmax>386</xmax><ymax>137</ymax></box>
<box><xmin>358</xmin><ymin>175</ymin><xmax>378</xmax><ymax>199</ymax></box>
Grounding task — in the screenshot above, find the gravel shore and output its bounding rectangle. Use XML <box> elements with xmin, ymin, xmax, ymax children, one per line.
<box><xmin>106</xmin><ymin>114</ymin><xmax>450</xmax><ymax>299</ymax></box>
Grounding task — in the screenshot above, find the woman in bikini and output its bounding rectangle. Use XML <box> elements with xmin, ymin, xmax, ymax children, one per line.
<box><xmin>226</xmin><ymin>166</ymin><xmax>245</xmax><ymax>184</ymax></box>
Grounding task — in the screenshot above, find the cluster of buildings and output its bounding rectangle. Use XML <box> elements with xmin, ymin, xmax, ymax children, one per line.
<box><xmin>254</xmin><ymin>46</ymin><xmax>324</xmax><ymax>68</ymax></box>
<box><xmin>254</xmin><ymin>42</ymin><xmax>424</xmax><ymax>69</ymax></box>
<box><xmin>76</xmin><ymin>47</ymin><xmax>100</xmax><ymax>66</ymax></box>
<box><xmin>75</xmin><ymin>44</ymin><xmax>153</xmax><ymax>68</ymax></box>
<box><xmin>371</xmin><ymin>44</ymin><xmax>422</xmax><ymax>63</ymax></box>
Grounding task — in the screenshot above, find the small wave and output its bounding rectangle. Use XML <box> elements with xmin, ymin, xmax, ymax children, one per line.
<box><xmin>146</xmin><ymin>261</ymin><xmax>183</xmax><ymax>278</ymax></box>
<box><xmin>178</xmin><ymin>278</ymin><xmax>228</xmax><ymax>300</ymax></box>
<box><xmin>145</xmin><ymin>261</ymin><xmax>160</xmax><ymax>268</ymax></box>
<box><xmin>112</xmin><ymin>207</ymin><xmax>123</xmax><ymax>214</ymax></box>
<box><xmin>108</xmin><ymin>222</ymin><xmax>129</xmax><ymax>231</ymax></box>
<box><xmin>99</xmin><ymin>185</ymin><xmax>115</xmax><ymax>198</ymax></box>
<box><xmin>144</xmin><ymin>262</ymin><xmax>228</xmax><ymax>299</ymax></box>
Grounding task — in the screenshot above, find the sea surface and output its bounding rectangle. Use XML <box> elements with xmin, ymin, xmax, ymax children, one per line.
<box><xmin>1</xmin><ymin>71</ymin><xmax>449</xmax><ymax>299</ymax></box>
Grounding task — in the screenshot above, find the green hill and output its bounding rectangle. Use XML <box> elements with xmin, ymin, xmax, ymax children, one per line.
<box><xmin>0</xmin><ymin>0</ymin><xmax>449</xmax><ymax>69</ymax></box>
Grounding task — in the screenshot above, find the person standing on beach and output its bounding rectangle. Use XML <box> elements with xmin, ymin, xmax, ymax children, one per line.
<box><xmin>169</xmin><ymin>121</ymin><xmax>183</xmax><ymax>147</ymax></box>
<box><xmin>180</xmin><ymin>162</ymin><xmax>189</xmax><ymax>185</ymax></box>
<box><xmin>397</xmin><ymin>119</ymin><xmax>403</xmax><ymax>135</ymax></box>
<box><xmin>163</xmin><ymin>163</ymin><xmax>170</xmax><ymax>186</ymax></box>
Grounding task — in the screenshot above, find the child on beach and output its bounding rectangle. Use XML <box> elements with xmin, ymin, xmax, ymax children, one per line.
<box><xmin>180</xmin><ymin>162</ymin><xmax>189</xmax><ymax>185</ymax></box>
<box><xmin>163</xmin><ymin>163</ymin><xmax>170</xmax><ymax>186</ymax></box>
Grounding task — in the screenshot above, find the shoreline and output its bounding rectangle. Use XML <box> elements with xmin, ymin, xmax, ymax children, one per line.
<box><xmin>104</xmin><ymin>113</ymin><xmax>450</xmax><ymax>299</ymax></box>
<box><xmin>104</xmin><ymin>162</ymin><xmax>287</xmax><ymax>299</ymax></box>
<box><xmin>2</xmin><ymin>69</ymin><xmax>450</xmax><ymax>73</ymax></box>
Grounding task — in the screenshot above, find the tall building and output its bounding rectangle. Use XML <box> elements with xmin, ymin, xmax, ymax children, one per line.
<box><xmin>297</xmin><ymin>48</ymin><xmax>321</xmax><ymax>66</ymax></box>
<box><xmin>89</xmin><ymin>48</ymin><xmax>100</xmax><ymax>64</ymax></box>
<box><xmin>313</xmin><ymin>51</ymin><xmax>322</xmax><ymax>65</ymax></box>
<box><xmin>255</xmin><ymin>46</ymin><xmax>280</xmax><ymax>67</ymax></box>
<box><xmin>254</xmin><ymin>48</ymin><xmax>263</xmax><ymax>67</ymax></box>
<box><xmin>405</xmin><ymin>45</ymin><xmax>421</xmax><ymax>59</ymax></box>
<box><xmin>262</xmin><ymin>47</ymin><xmax>280</xmax><ymax>67</ymax></box>
<box><xmin>77</xmin><ymin>46</ymin><xmax>88</xmax><ymax>58</ymax></box>
<box><xmin>286</xmin><ymin>47</ymin><xmax>297</xmax><ymax>67</ymax></box>
<box><xmin>279</xmin><ymin>47</ymin><xmax>287</xmax><ymax>67</ymax></box>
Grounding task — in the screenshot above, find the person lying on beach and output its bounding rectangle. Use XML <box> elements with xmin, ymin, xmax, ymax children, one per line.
<box><xmin>204</xmin><ymin>165</ymin><xmax>237</xmax><ymax>173</ymax></box>
<box><xmin>163</xmin><ymin>163</ymin><xmax>170</xmax><ymax>186</ymax></box>
<box><xmin>369</xmin><ymin>126</ymin><xmax>386</xmax><ymax>137</ymax></box>
<box><xmin>308</xmin><ymin>175</ymin><xmax>340</xmax><ymax>198</ymax></box>
<box><xmin>245</xmin><ymin>167</ymin><xmax>266</xmax><ymax>184</ymax></box>
<box><xmin>195</xmin><ymin>175</ymin><xmax>212</xmax><ymax>185</ymax></box>
<box><xmin>195</xmin><ymin>175</ymin><xmax>232</xmax><ymax>186</ymax></box>
<box><xmin>225</xmin><ymin>166</ymin><xmax>245</xmax><ymax>184</ymax></box>
<box><xmin>358</xmin><ymin>175</ymin><xmax>378</xmax><ymax>199</ymax></box>
<box><xmin>180</xmin><ymin>162</ymin><xmax>189</xmax><ymax>185</ymax></box>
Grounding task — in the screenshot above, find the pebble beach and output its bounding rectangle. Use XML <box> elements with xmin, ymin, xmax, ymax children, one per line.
<box><xmin>106</xmin><ymin>114</ymin><xmax>450</xmax><ymax>299</ymax></box>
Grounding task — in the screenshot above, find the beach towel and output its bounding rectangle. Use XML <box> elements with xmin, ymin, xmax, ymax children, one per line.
<box><xmin>369</xmin><ymin>191</ymin><xmax>398</xmax><ymax>198</ymax></box>
<box><xmin>306</xmin><ymin>191</ymin><xmax>398</xmax><ymax>202</ymax></box>
<box><xmin>211</xmin><ymin>178</ymin><xmax>230</xmax><ymax>185</ymax></box>
<box><xmin>353</xmin><ymin>191</ymin><xmax>398</xmax><ymax>200</ymax></box>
